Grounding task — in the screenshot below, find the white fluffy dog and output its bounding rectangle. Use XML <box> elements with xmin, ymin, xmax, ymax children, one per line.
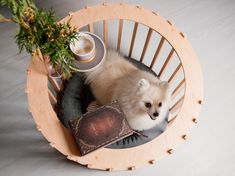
<box><xmin>85</xmin><ymin>49</ymin><xmax>171</xmax><ymax>131</ymax></box>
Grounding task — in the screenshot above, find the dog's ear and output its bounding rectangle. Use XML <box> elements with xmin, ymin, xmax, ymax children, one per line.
<box><xmin>159</xmin><ymin>81</ymin><xmax>170</xmax><ymax>89</ymax></box>
<box><xmin>159</xmin><ymin>81</ymin><xmax>171</xmax><ymax>96</ymax></box>
<box><xmin>137</xmin><ymin>78</ymin><xmax>150</xmax><ymax>93</ymax></box>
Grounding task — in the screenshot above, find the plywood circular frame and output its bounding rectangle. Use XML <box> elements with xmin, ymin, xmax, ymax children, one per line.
<box><xmin>27</xmin><ymin>3</ymin><xmax>203</xmax><ymax>171</ymax></box>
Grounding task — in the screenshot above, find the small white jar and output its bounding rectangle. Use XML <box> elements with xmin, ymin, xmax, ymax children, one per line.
<box><xmin>70</xmin><ymin>32</ymin><xmax>96</xmax><ymax>62</ymax></box>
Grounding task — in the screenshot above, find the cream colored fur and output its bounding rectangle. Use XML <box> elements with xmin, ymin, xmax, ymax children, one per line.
<box><xmin>85</xmin><ymin>49</ymin><xmax>171</xmax><ymax>131</ymax></box>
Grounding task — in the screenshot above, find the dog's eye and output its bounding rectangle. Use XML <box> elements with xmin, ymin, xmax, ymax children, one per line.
<box><xmin>158</xmin><ymin>102</ymin><xmax>162</xmax><ymax>107</ymax></box>
<box><xmin>145</xmin><ymin>102</ymin><xmax>152</xmax><ymax>108</ymax></box>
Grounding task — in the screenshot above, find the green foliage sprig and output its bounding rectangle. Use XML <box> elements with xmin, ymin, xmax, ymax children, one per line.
<box><xmin>0</xmin><ymin>0</ymin><xmax>79</xmax><ymax>78</ymax></box>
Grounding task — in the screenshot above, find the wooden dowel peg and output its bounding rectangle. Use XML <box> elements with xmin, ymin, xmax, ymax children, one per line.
<box><xmin>28</xmin><ymin>105</ymin><xmax>32</xmax><ymax>113</ymax></box>
<box><xmin>192</xmin><ymin>118</ymin><xmax>198</xmax><ymax>123</ymax></box>
<box><xmin>107</xmin><ymin>168</ymin><xmax>113</xmax><ymax>171</ymax></box>
<box><xmin>69</xmin><ymin>11</ymin><xmax>74</xmax><ymax>16</ymax></box>
<box><xmin>49</xmin><ymin>142</ymin><xmax>56</xmax><ymax>148</ymax></box>
<box><xmin>182</xmin><ymin>134</ymin><xmax>187</xmax><ymax>140</ymax></box>
<box><xmin>102</xmin><ymin>2</ymin><xmax>108</xmax><ymax>6</ymax></box>
<box><xmin>86</xmin><ymin>164</ymin><xmax>92</xmax><ymax>168</ymax></box>
<box><xmin>128</xmin><ymin>166</ymin><xmax>136</xmax><ymax>170</ymax></box>
<box><xmin>26</xmin><ymin>68</ymin><xmax>31</xmax><ymax>74</ymax></box>
<box><xmin>25</xmin><ymin>89</ymin><xmax>28</xmax><ymax>93</ymax></box>
<box><xmin>198</xmin><ymin>100</ymin><xmax>203</xmax><ymax>105</ymax></box>
<box><xmin>180</xmin><ymin>32</ymin><xmax>186</xmax><ymax>38</ymax></box>
<box><xmin>152</xmin><ymin>11</ymin><xmax>159</xmax><ymax>16</ymax></box>
<box><xmin>149</xmin><ymin>160</ymin><xmax>156</xmax><ymax>164</ymax></box>
<box><xmin>25</xmin><ymin>88</ymin><xmax>30</xmax><ymax>94</ymax></box>
<box><xmin>67</xmin><ymin>155</ymin><xmax>73</xmax><ymax>160</ymax></box>
<box><xmin>36</xmin><ymin>125</ymin><xmax>42</xmax><ymax>132</ymax></box>
<box><xmin>31</xmin><ymin>51</ymin><xmax>36</xmax><ymax>57</ymax></box>
<box><xmin>167</xmin><ymin>20</ymin><xmax>172</xmax><ymax>26</ymax></box>
<box><xmin>167</xmin><ymin>149</ymin><xmax>173</xmax><ymax>154</ymax></box>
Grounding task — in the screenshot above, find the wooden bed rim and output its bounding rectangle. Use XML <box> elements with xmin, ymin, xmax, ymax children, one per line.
<box><xmin>26</xmin><ymin>3</ymin><xmax>203</xmax><ymax>171</ymax></box>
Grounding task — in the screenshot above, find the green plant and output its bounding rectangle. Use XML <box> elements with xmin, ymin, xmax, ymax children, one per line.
<box><xmin>0</xmin><ymin>0</ymin><xmax>79</xmax><ymax>78</ymax></box>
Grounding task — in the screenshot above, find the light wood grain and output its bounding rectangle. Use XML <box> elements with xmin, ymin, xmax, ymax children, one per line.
<box><xmin>140</xmin><ymin>28</ymin><xmax>153</xmax><ymax>62</ymax></box>
<box><xmin>48</xmin><ymin>77</ymin><xmax>61</xmax><ymax>93</ymax></box>
<box><xmin>117</xmin><ymin>19</ymin><xmax>123</xmax><ymax>51</ymax></box>
<box><xmin>103</xmin><ymin>20</ymin><xmax>108</xmax><ymax>47</ymax></box>
<box><xmin>159</xmin><ymin>48</ymin><xmax>175</xmax><ymax>77</ymax></box>
<box><xmin>27</xmin><ymin>3</ymin><xmax>203</xmax><ymax>171</ymax></box>
<box><xmin>150</xmin><ymin>37</ymin><xmax>165</xmax><ymax>68</ymax></box>
<box><xmin>170</xmin><ymin>96</ymin><xmax>184</xmax><ymax>114</ymax></box>
<box><xmin>168</xmin><ymin>64</ymin><xmax>182</xmax><ymax>83</ymax></box>
<box><xmin>172</xmin><ymin>79</ymin><xmax>185</xmax><ymax>100</ymax></box>
<box><xmin>128</xmin><ymin>22</ymin><xmax>138</xmax><ymax>58</ymax></box>
<box><xmin>88</xmin><ymin>23</ymin><xmax>94</xmax><ymax>33</ymax></box>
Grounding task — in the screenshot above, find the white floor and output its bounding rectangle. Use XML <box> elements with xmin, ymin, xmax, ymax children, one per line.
<box><xmin>0</xmin><ymin>0</ymin><xmax>235</xmax><ymax>175</ymax></box>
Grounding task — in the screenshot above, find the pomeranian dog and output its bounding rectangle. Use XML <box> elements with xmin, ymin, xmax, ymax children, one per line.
<box><xmin>85</xmin><ymin>49</ymin><xmax>171</xmax><ymax>131</ymax></box>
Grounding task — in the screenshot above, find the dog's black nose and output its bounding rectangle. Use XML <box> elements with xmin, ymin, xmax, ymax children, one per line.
<box><xmin>153</xmin><ymin>112</ymin><xmax>159</xmax><ymax>117</ymax></box>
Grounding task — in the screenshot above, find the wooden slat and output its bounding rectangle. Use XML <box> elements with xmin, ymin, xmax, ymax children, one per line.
<box><xmin>159</xmin><ymin>48</ymin><xmax>175</xmax><ymax>77</ymax></box>
<box><xmin>103</xmin><ymin>20</ymin><xmax>108</xmax><ymax>47</ymax></box>
<box><xmin>172</xmin><ymin>79</ymin><xmax>185</xmax><ymax>100</ymax></box>
<box><xmin>168</xmin><ymin>64</ymin><xmax>182</xmax><ymax>83</ymax></box>
<box><xmin>48</xmin><ymin>89</ymin><xmax>57</xmax><ymax>105</ymax></box>
<box><xmin>167</xmin><ymin>116</ymin><xmax>177</xmax><ymax>127</ymax></box>
<box><xmin>150</xmin><ymin>37</ymin><xmax>165</xmax><ymax>68</ymax></box>
<box><xmin>48</xmin><ymin>77</ymin><xmax>61</xmax><ymax>93</ymax></box>
<box><xmin>140</xmin><ymin>28</ymin><xmax>153</xmax><ymax>62</ymax></box>
<box><xmin>170</xmin><ymin>96</ymin><xmax>184</xmax><ymax>114</ymax></box>
<box><xmin>88</xmin><ymin>23</ymin><xmax>94</xmax><ymax>33</ymax></box>
<box><xmin>128</xmin><ymin>22</ymin><xmax>138</xmax><ymax>57</ymax></box>
<box><xmin>117</xmin><ymin>19</ymin><xmax>123</xmax><ymax>51</ymax></box>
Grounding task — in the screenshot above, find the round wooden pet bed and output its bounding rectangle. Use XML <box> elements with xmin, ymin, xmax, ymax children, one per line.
<box><xmin>26</xmin><ymin>3</ymin><xmax>203</xmax><ymax>171</ymax></box>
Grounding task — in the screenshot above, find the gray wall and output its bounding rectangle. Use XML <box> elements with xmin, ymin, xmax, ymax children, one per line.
<box><xmin>0</xmin><ymin>0</ymin><xmax>235</xmax><ymax>175</ymax></box>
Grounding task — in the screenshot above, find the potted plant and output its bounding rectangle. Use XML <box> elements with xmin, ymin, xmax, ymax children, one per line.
<box><xmin>0</xmin><ymin>0</ymin><xmax>79</xmax><ymax>78</ymax></box>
